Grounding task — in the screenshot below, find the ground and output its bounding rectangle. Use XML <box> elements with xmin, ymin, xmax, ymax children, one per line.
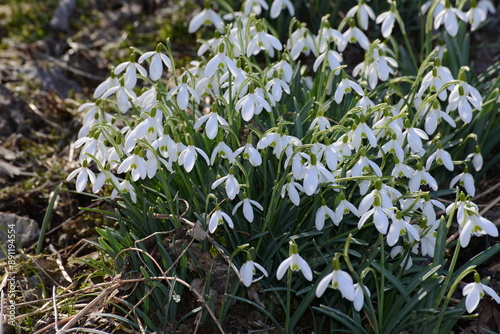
<box><xmin>0</xmin><ymin>1</ymin><xmax>499</xmax><ymax>333</ymax></box>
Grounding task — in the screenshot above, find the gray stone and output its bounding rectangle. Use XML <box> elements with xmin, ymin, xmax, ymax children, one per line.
<box><xmin>0</xmin><ymin>212</ymin><xmax>40</xmax><ymax>259</ymax></box>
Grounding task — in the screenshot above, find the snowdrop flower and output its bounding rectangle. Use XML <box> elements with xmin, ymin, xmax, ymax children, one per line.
<box><xmin>339</xmin><ymin>19</ymin><xmax>370</xmax><ymax>51</ymax></box>
<box><xmin>423</xmin><ymin>100</ymin><xmax>456</xmax><ymax>135</ymax></box>
<box><xmin>67</xmin><ymin>160</ymin><xmax>96</xmax><ymax>193</ymax></box>
<box><xmin>281</xmin><ymin>176</ymin><xmax>304</xmax><ymax>206</ymax></box>
<box><xmin>247</xmin><ymin>22</ymin><xmax>282</xmax><ymax>57</ymax></box>
<box><xmin>421</xmin><ymin>0</ymin><xmax>445</xmax><ymax>17</ymax></box>
<box><xmin>270</xmin><ymin>0</ymin><xmax>294</xmax><ymax>19</ymax></box>
<box><xmin>241</xmin><ymin>140</ymin><xmax>262</xmax><ymax>167</ymax></box>
<box><xmin>358</xmin><ymin>182</ymin><xmax>395</xmax><ymax>217</ymax></box>
<box><xmin>194</xmin><ymin>107</ymin><xmax>228</xmax><ymax>140</ymax></box>
<box><xmin>235</xmin><ymin>87</ymin><xmax>272</xmax><ymax>121</ymax></box>
<box><xmin>232</xmin><ymin>194</ymin><xmax>264</xmax><ymax>223</ymax></box>
<box><xmin>205</xmin><ymin>44</ymin><xmax>238</xmax><ymax>78</ymax></box>
<box><xmin>210</xmin><ymin>141</ymin><xmax>239</xmax><ymax>165</ymax></box>
<box><xmin>478</xmin><ymin>0</ymin><xmax>496</xmax><ymax>14</ymax></box>
<box><xmin>346</xmin><ymin>0</ymin><xmax>376</xmax><ymax>31</ymax></box>
<box><xmin>117</xmin><ymin>147</ymin><xmax>148</xmax><ymax>181</ymax></box>
<box><xmin>433</xmin><ymin>1</ymin><xmax>467</xmax><ymax>37</ymax></box>
<box><xmin>287</xmin><ymin>24</ymin><xmax>317</xmax><ymax>60</ymax></box>
<box><xmin>93</xmin><ymin>73</ymin><xmax>119</xmax><ymax>99</ymax></box>
<box><xmin>402</xmin><ymin>124</ymin><xmax>429</xmax><ymax>155</ymax></box>
<box><xmin>381</xmin><ymin>133</ymin><xmax>405</xmax><ymax>161</ymax></box>
<box><xmin>466</xmin><ymin>146</ymin><xmax>483</xmax><ymax>171</ymax></box>
<box><xmin>353</xmin><ymin>47</ymin><xmax>397</xmax><ymax>89</ymax></box>
<box><xmin>316</xmin><ymin>257</ymin><xmax>355</xmax><ymax>300</ymax></box>
<box><xmin>177</xmin><ymin>143</ymin><xmax>210</xmax><ymax>172</ymax></box>
<box><xmin>124</xmin><ymin>111</ymin><xmax>163</xmax><ymax>152</ymax></box>
<box><xmin>322</xmin><ymin>139</ymin><xmax>343</xmax><ymax>170</ymax></box>
<box><xmin>418</xmin><ymin>68</ymin><xmax>448</xmax><ymax>101</ymax></box>
<box><xmin>257</xmin><ymin>132</ymin><xmax>301</xmax><ymax>159</ymax></box>
<box><xmin>313</xmin><ymin>50</ymin><xmax>343</xmax><ymax>73</ymax></box>
<box><xmin>152</xmin><ymin>133</ymin><xmax>176</xmax><ymax>160</ymax></box>
<box><xmin>450</xmin><ymin>167</ymin><xmax>475</xmax><ymax>197</ymax></box>
<box><xmin>197</xmin><ymin>33</ymin><xmax>224</xmax><ymax>56</ymax></box>
<box><xmin>73</xmin><ymin>132</ymin><xmax>107</xmax><ymax>163</ymax></box>
<box><xmin>268</xmin><ymin>56</ymin><xmax>293</xmax><ymax>83</ymax></box>
<box><xmin>409</xmin><ymin>163</ymin><xmax>438</xmax><ymax>192</ymax></box>
<box><xmin>466</xmin><ymin>1</ymin><xmax>488</xmax><ymax>31</ymax></box>
<box><xmin>426</xmin><ymin>142</ymin><xmax>454</xmax><ymax>171</ymax></box>
<box><xmin>391</xmin><ymin>157</ymin><xmax>415</xmax><ymax>178</ymax></box>
<box><xmin>316</xmin><ymin>20</ymin><xmax>345</xmax><ymax>53</ymax></box>
<box><xmin>239</xmin><ymin>254</ymin><xmax>268</xmax><ymax>287</ymax></box>
<box><xmin>114</xmin><ymin>55</ymin><xmax>147</xmax><ymax>89</ymax></box>
<box><xmin>212</xmin><ymin>171</ymin><xmax>240</xmax><ymax>200</ymax></box>
<box><xmin>111</xmin><ymin>179</ymin><xmax>137</xmax><ymax>203</ymax></box>
<box><xmin>92</xmin><ymin>166</ymin><xmax>119</xmax><ymax>194</ymax></box>
<box><xmin>266</xmin><ymin>72</ymin><xmax>290</xmax><ymax>102</ymax></box>
<box><xmin>188</xmin><ymin>5</ymin><xmax>224</xmax><ymax>33</ymax></box>
<box><xmin>101</xmin><ymin>80</ymin><xmax>137</xmax><ymax>113</ymax></box>
<box><xmin>358</xmin><ymin>197</ymin><xmax>392</xmax><ymax>234</ymax></box>
<box><xmin>463</xmin><ymin>273</ymin><xmax>500</xmax><ymax>313</ymax></box>
<box><xmin>297</xmin><ymin>153</ymin><xmax>335</xmax><ymax>196</ymax></box>
<box><xmin>417</xmin><ymin>219</ymin><xmax>440</xmax><ymax>257</ymax></box>
<box><xmin>390</xmin><ymin>246</ymin><xmax>413</xmax><ymax>270</ymax></box>
<box><xmin>355</xmin><ymin>94</ymin><xmax>375</xmax><ymax>114</ymax></box>
<box><xmin>334</xmin><ymin>71</ymin><xmax>364</xmax><ymax>104</ymax></box>
<box><xmin>78</xmin><ymin>102</ymin><xmax>112</xmax><ymax>138</ymax></box>
<box><xmin>376</xmin><ymin>7</ymin><xmax>396</xmax><ymax>38</ymax></box>
<box><xmin>387</xmin><ymin>211</ymin><xmax>420</xmax><ymax>246</ymax></box>
<box><xmin>447</xmin><ymin>83</ymin><xmax>482</xmax><ymax>124</ymax></box>
<box><xmin>195</xmin><ymin>75</ymin><xmax>221</xmax><ymax>98</ymax></box>
<box><xmin>351</xmin><ymin>149</ymin><xmax>383</xmax><ymax>178</ymax></box>
<box><xmin>315</xmin><ymin>201</ymin><xmax>337</xmax><ymax>230</ymax></box>
<box><xmin>208</xmin><ymin>205</ymin><xmax>234</xmax><ymax>233</ymax></box>
<box><xmin>459</xmin><ymin>211</ymin><xmax>498</xmax><ymax>247</ymax></box>
<box><xmin>351</xmin><ymin>121</ymin><xmax>378</xmax><ymax>151</ymax></box>
<box><xmin>243</xmin><ymin>0</ymin><xmax>269</xmax><ymax>16</ymax></box>
<box><xmin>334</xmin><ymin>134</ymin><xmax>354</xmax><ymax>159</ymax></box>
<box><xmin>136</xmin><ymin>86</ymin><xmax>158</xmax><ymax>110</ymax></box>
<box><xmin>220</xmin><ymin>65</ymin><xmax>249</xmax><ymax>100</ymax></box>
<box><xmin>277</xmin><ymin>241</ymin><xmax>313</xmax><ymax>281</ymax></box>
<box><xmin>138</xmin><ymin>45</ymin><xmax>173</xmax><ymax>81</ymax></box>
<box><xmin>309</xmin><ymin>114</ymin><xmax>332</xmax><ymax>131</ymax></box>
<box><xmin>168</xmin><ymin>77</ymin><xmax>200</xmax><ymax>110</ymax></box>
<box><xmin>353</xmin><ymin>283</ymin><xmax>370</xmax><ymax>311</ymax></box>
<box><xmin>334</xmin><ymin>193</ymin><xmax>359</xmax><ymax>224</ymax></box>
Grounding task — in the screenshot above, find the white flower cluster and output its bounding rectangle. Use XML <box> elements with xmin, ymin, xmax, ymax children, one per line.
<box><xmin>68</xmin><ymin>0</ymin><xmax>499</xmax><ymax>314</ymax></box>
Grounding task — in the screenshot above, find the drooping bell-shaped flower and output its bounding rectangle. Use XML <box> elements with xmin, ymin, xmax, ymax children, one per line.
<box><xmin>212</xmin><ymin>168</ymin><xmax>241</xmax><ymax>200</ymax></box>
<box><xmin>138</xmin><ymin>43</ymin><xmax>173</xmax><ymax>81</ymax></box>
<box><xmin>316</xmin><ymin>256</ymin><xmax>355</xmax><ymax>300</ymax></box>
<box><xmin>232</xmin><ymin>193</ymin><xmax>264</xmax><ymax>223</ymax></box>
<box><xmin>463</xmin><ymin>272</ymin><xmax>500</xmax><ymax>313</ymax></box>
<box><xmin>239</xmin><ymin>252</ymin><xmax>268</xmax><ymax>287</ymax></box>
<box><xmin>188</xmin><ymin>3</ymin><xmax>224</xmax><ymax>33</ymax></box>
<box><xmin>208</xmin><ymin>204</ymin><xmax>234</xmax><ymax>233</ymax></box>
<box><xmin>276</xmin><ymin>240</ymin><xmax>313</xmax><ymax>281</ymax></box>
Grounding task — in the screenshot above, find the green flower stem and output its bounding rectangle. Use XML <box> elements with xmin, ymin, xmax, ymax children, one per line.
<box><xmin>378</xmin><ymin>234</ymin><xmax>385</xmax><ymax>329</ymax></box>
<box><xmin>285</xmin><ymin>268</ymin><xmax>292</xmax><ymax>333</ymax></box>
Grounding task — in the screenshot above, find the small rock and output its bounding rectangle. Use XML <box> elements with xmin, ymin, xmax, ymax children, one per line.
<box><xmin>50</xmin><ymin>0</ymin><xmax>76</xmax><ymax>32</ymax></box>
<box><xmin>0</xmin><ymin>212</ymin><xmax>40</xmax><ymax>259</ymax></box>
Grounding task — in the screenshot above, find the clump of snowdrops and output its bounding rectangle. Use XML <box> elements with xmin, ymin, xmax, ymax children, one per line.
<box><xmin>68</xmin><ymin>0</ymin><xmax>500</xmax><ymax>332</ymax></box>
